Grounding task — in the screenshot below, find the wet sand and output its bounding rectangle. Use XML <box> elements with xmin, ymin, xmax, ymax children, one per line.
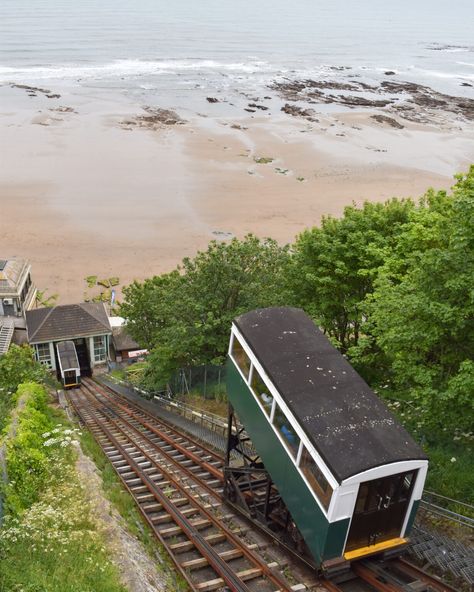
<box><xmin>1</xmin><ymin>85</ymin><xmax>473</xmax><ymax>303</ymax></box>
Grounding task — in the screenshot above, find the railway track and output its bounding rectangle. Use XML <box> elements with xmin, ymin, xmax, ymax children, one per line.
<box><xmin>67</xmin><ymin>378</ymin><xmax>296</xmax><ymax>592</ymax></box>
<box><xmin>67</xmin><ymin>377</ymin><xmax>460</xmax><ymax>592</ymax></box>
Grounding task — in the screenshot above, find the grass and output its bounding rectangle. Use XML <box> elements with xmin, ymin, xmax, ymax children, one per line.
<box><xmin>254</xmin><ymin>156</ymin><xmax>274</xmax><ymax>164</ymax></box>
<box><xmin>179</xmin><ymin>391</ymin><xmax>228</xmax><ymax>418</ymax></box>
<box><xmin>0</xmin><ymin>386</ymin><xmax>127</xmax><ymax>592</ymax></box>
<box><xmin>424</xmin><ymin>438</ymin><xmax>474</xmax><ymax>509</ymax></box>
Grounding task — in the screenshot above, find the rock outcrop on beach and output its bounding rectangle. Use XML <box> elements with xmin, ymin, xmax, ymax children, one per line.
<box><xmin>270</xmin><ymin>78</ymin><xmax>474</xmax><ymax>124</ymax></box>
<box><xmin>120</xmin><ymin>107</ymin><xmax>185</xmax><ymax>131</ymax></box>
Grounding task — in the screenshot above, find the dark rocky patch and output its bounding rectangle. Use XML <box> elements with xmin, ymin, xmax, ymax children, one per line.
<box><xmin>206</xmin><ymin>97</ymin><xmax>219</xmax><ymax>103</ymax></box>
<box><xmin>461</xmin><ymin>82</ymin><xmax>473</xmax><ymax>87</ymax></box>
<box><xmin>46</xmin><ymin>93</ymin><xmax>61</xmax><ymax>99</ymax></box>
<box><xmin>281</xmin><ymin>103</ymin><xmax>318</xmax><ymax>122</ymax></box>
<box><xmin>371</xmin><ymin>114</ymin><xmax>404</xmax><ymax>129</ymax></box>
<box><xmin>120</xmin><ymin>107</ymin><xmax>185</xmax><ymax>130</ymax></box>
<box><xmin>385</xmin><ymin>71</ymin><xmax>396</xmax><ymax>76</ymax></box>
<box><xmin>49</xmin><ymin>106</ymin><xmax>76</xmax><ymax>113</ymax></box>
<box><xmin>270</xmin><ymin>77</ymin><xmax>474</xmax><ymax>123</ymax></box>
<box><xmin>11</xmin><ymin>83</ymin><xmax>51</xmax><ymax>94</ymax></box>
<box><xmin>248</xmin><ymin>102</ymin><xmax>269</xmax><ymax>111</ymax></box>
<box><xmin>244</xmin><ymin>108</ymin><xmax>256</xmax><ymax>113</ymax></box>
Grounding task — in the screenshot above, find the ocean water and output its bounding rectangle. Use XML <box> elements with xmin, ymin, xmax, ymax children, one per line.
<box><xmin>0</xmin><ymin>0</ymin><xmax>473</xmax><ymax>110</ymax></box>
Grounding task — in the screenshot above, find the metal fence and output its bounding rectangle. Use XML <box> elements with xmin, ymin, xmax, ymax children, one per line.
<box><xmin>420</xmin><ymin>490</ymin><xmax>474</xmax><ymax>529</ymax></box>
<box><xmin>168</xmin><ymin>364</ymin><xmax>227</xmax><ymax>399</ymax></box>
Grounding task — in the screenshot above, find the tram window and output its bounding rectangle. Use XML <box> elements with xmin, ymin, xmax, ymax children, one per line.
<box><xmin>399</xmin><ymin>471</ymin><xmax>415</xmax><ymax>501</ymax></box>
<box><xmin>299</xmin><ymin>446</ymin><xmax>332</xmax><ymax>510</ymax></box>
<box><xmin>36</xmin><ymin>343</ymin><xmax>52</xmax><ymax>369</ymax></box>
<box><xmin>272</xmin><ymin>403</ymin><xmax>300</xmax><ymax>458</ymax></box>
<box><xmin>230</xmin><ymin>336</ymin><xmax>251</xmax><ymax>379</ymax></box>
<box><xmin>250</xmin><ymin>369</ymin><xmax>273</xmax><ymax>415</ymax></box>
<box><xmin>354</xmin><ymin>484</ymin><xmax>369</xmax><ymax>513</ymax></box>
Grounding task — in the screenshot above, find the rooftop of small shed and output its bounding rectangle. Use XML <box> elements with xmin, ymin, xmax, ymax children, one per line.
<box><xmin>233</xmin><ymin>307</ymin><xmax>427</xmax><ymax>483</ymax></box>
<box><xmin>26</xmin><ymin>302</ymin><xmax>112</xmax><ymax>344</ymax></box>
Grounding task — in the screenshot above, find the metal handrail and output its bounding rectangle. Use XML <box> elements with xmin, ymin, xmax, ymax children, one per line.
<box><xmin>423</xmin><ymin>489</ymin><xmax>474</xmax><ymax>512</ymax></box>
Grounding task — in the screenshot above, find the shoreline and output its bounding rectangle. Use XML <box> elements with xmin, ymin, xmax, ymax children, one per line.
<box><xmin>1</xmin><ymin>82</ymin><xmax>473</xmax><ymax>303</ymax></box>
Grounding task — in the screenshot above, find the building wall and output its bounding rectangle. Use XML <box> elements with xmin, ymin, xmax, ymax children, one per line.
<box><xmin>34</xmin><ymin>334</ymin><xmax>110</xmax><ymax>374</ymax></box>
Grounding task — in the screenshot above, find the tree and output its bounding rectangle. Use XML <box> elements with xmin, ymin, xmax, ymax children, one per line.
<box><xmin>361</xmin><ymin>168</ymin><xmax>474</xmax><ymax>431</ymax></box>
<box><xmin>120</xmin><ymin>235</ymin><xmax>289</xmax><ymax>388</ymax></box>
<box><xmin>287</xmin><ymin>199</ymin><xmax>416</xmax><ymax>351</ymax></box>
<box><xmin>119</xmin><ymin>271</ymin><xmax>182</xmax><ymax>350</ymax></box>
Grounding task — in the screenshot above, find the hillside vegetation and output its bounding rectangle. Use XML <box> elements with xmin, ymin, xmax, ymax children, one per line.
<box><xmin>120</xmin><ymin>167</ymin><xmax>474</xmax><ymax>501</ymax></box>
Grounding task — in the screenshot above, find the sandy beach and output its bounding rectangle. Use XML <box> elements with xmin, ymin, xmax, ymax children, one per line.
<box><xmin>1</xmin><ymin>82</ymin><xmax>473</xmax><ymax>303</ymax></box>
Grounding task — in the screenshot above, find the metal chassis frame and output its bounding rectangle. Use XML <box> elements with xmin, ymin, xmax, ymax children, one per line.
<box><xmin>223</xmin><ymin>403</ymin><xmax>315</xmax><ymax>567</ymax></box>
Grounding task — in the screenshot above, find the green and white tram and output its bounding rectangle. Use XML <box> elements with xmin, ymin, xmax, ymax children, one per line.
<box><xmin>224</xmin><ymin>307</ymin><xmax>428</xmax><ymax>573</ymax></box>
<box><xmin>56</xmin><ymin>340</ymin><xmax>81</xmax><ymax>389</ymax></box>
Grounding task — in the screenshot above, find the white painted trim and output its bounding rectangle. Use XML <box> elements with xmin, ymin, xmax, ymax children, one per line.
<box><xmin>341</xmin><ymin>460</ymin><xmax>428</xmax><ymax>486</ymax></box>
<box><xmin>231</xmin><ymin>325</ymin><xmax>337</xmax><ymax>484</ymax></box>
<box><xmin>48</xmin><ymin>342</ymin><xmax>56</xmax><ymax>371</ymax></box>
<box><xmin>230</xmin><ymin>325</ymin><xmax>338</xmax><ymax>517</ymax></box>
<box><xmin>401</xmin><ymin>464</ymin><xmax>427</xmax><ymax>536</ymax></box>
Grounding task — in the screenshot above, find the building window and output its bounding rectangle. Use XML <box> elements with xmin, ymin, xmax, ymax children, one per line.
<box><xmin>250</xmin><ymin>368</ymin><xmax>274</xmax><ymax>416</ymax></box>
<box><xmin>93</xmin><ymin>335</ymin><xmax>107</xmax><ymax>363</ymax></box>
<box><xmin>230</xmin><ymin>335</ymin><xmax>251</xmax><ymax>380</ymax></box>
<box><xmin>299</xmin><ymin>446</ymin><xmax>332</xmax><ymax>510</ymax></box>
<box><xmin>273</xmin><ymin>402</ymin><xmax>300</xmax><ymax>458</ymax></box>
<box><xmin>36</xmin><ymin>343</ymin><xmax>52</xmax><ymax>369</ymax></box>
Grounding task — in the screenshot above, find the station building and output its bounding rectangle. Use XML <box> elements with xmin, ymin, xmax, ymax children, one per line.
<box><xmin>25</xmin><ymin>302</ymin><xmax>112</xmax><ymax>376</ymax></box>
<box><xmin>0</xmin><ymin>258</ymin><xmax>37</xmax><ymax>355</ymax></box>
<box><xmin>0</xmin><ymin>258</ymin><xmax>37</xmax><ymax>318</ymax></box>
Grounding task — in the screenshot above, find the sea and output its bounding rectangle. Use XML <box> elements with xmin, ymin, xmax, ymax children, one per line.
<box><xmin>0</xmin><ymin>0</ymin><xmax>473</xmax><ymax>114</ymax></box>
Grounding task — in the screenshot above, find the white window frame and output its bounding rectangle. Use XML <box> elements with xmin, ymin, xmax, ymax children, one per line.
<box><xmin>229</xmin><ymin>326</ymin><xmax>338</xmax><ymax>517</ymax></box>
<box><xmin>36</xmin><ymin>343</ymin><xmax>52</xmax><ymax>369</ymax></box>
<box><xmin>93</xmin><ymin>335</ymin><xmax>107</xmax><ymax>363</ymax></box>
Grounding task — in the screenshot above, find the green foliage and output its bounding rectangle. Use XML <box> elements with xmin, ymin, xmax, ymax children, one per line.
<box><xmin>0</xmin><ymin>345</ymin><xmax>50</xmax><ymax>431</ymax></box>
<box><xmin>254</xmin><ymin>156</ymin><xmax>274</xmax><ymax>164</ymax></box>
<box><xmin>355</xmin><ymin>168</ymin><xmax>474</xmax><ymax>432</ymax></box>
<box><xmin>85</xmin><ymin>274</ymin><xmax>98</xmax><ymax>287</ymax></box>
<box><xmin>2</xmin><ymin>383</ymin><xmax>65</xmax><ymax>514</ymax></box>
<box><xmin>120</xmin><ymin>235</ymin><xmax>289</xmax><ymax>390</ymax></box>
<box><xmin>0</xmin><ymin>384</ymin><xmax>127</xmax><ymax>592</ymax></box>
<box><xmin>288</xmin><ymin>198</ymin><xmax>416</xmax><ymax>351</ymax></box>
<box><xmin>35</xmin><ymin>288</ymin><xmax>59</xmax><ymax>307</ymax></box>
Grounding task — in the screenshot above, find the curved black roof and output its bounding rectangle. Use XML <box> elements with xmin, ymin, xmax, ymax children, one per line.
<box><xmin>233</xmin><ymin>307</ymin><xmax>427</xmax><ymax>483</ymax></box>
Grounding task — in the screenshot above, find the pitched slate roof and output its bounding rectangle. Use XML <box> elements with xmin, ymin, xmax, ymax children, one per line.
<box><xmin>112</xmin><ymin>326</ymin><xmax>140</xmax><ymax>351</ymax></box>
<box><xmin>234</xmin><ymin>307</ymin><xmax>427</xmax><ymax>483</ymax></box>
<box><xmin>26</xmin><ymin>303</ymin><xmax>112</xmax><ymax>344</ymax></box>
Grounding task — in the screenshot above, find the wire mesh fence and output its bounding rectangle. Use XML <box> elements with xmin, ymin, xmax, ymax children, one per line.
<box><xmin>168</xmin><ymin>364</ymin><xmax>227</xmax><ymax>400</ymax></box>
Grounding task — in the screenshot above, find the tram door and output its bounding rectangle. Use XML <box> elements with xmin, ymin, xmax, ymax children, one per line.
<box><xmin>345</xmin><ymin>470</ymin><xmax>417</xmax><ymax>552</ymax></box>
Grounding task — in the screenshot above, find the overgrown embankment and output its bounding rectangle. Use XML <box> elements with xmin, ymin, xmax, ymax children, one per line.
<box><xmin>0</xmin><ymin>381</ymin><xmax>127</xmax><ymax>592</ymax></box>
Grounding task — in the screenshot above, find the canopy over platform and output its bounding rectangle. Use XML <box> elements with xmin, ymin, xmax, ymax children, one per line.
<box><xmin>234</xmin><ymin>307</ymin><xmax>427</xmax><ymax>483</ymax></box>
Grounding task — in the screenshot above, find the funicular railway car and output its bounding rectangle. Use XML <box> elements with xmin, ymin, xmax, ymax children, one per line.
<box><xmin>56</xmin><ymin>340</ymin><xmax>81</xmax><ymax>389</ymax></box>
<box><xmin>224</xmin><ymin>307</ymin><xmax>428</xmax><ymax>574</ymax></box>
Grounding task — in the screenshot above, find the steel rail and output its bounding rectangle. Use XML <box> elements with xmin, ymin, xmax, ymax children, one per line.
<box><xmin>85</xmin><ymin>378</ymin><xmax>224</xmax><ymax>481</ymax></box>
<box><xmin>80</xmin><ymin>380</ymin><xmax>224</xmax><ymax>503</ymax></box>
<box><xmin>393</xmin><ymin>558</ymin><xmax>458</xmax><ymax>592</ymax></box>
<box><xmin>90</xmin><ymin>378</ymin><xmax>465</xmax><ymax>592</ymax></box>
<box><xmin>69</xmin><ymin>386</ymin><xmax>293</xmax><ymax>592</ymax></box>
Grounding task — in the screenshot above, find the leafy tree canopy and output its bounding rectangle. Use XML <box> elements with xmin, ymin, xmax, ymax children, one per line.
<box><xmin>355</xmin><ymin>167</ymin><xmax>474</xmax><ymax>432</ymax></box>
<box><xmin>120</xmin><ymin>235</ymin><xmax>289</xmax><ymax>388</ymax></box>
<box><xmin>287</xmin><ymin>198</ymin><xmax>417</xmax><ymax>351</ymax></box>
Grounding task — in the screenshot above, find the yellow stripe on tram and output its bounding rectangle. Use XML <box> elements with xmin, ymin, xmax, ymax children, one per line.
<box><xmin>344</xmin><ymin>537</ymin><xmax>407</xmax><ymax>561</ymax></box>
